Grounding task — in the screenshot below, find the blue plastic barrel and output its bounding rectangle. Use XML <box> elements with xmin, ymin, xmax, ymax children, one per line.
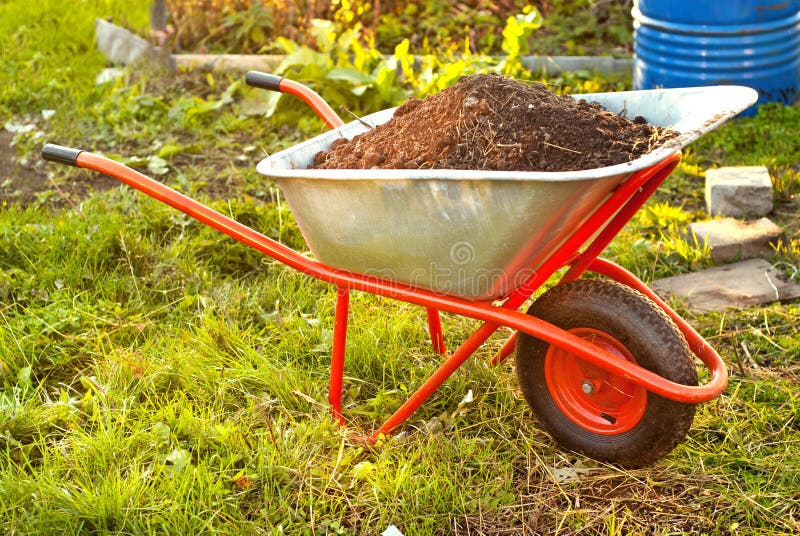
<box><xmin>633</xmin><ymin>0</ymin><xmax>800</xmax><ymax>115</ymax></box>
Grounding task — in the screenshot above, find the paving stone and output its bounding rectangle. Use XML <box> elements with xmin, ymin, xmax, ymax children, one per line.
<box><xmin>705</xmin><ymin>166</ymin><xmax>773</xmax><ymax>217</ymax></box>
<box><xmin>684</xmin><ymin>217</ymin><xmax>785</xmax><ymax>263</ymax></box>
<box><xmin>651</xmin><ymin>259</ymin><xmax>800</xmax><ymax>313</ymax></box>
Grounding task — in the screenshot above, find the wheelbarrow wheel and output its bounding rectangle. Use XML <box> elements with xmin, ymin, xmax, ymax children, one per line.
<box><xmin>515</xmin><ymin>279</ymin><xmax>698</xmax><ymax>467</ymax></box>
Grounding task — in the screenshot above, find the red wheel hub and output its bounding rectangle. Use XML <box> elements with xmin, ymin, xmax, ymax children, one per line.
<box><xmin>544</xmin><ymin>328</ymin><xmax>647</xmax><ymax>435</ymax></box>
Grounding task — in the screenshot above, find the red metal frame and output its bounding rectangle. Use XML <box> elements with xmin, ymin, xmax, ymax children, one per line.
<box><xmin>426</xmin><ymin>307</ymin><xmax>447</xmax><ymax>355</ymax></box>
<box><xmin>69</xmin><ymin>148</ymin><xmax>727</xmax><ymax>443</ymax></box>
<box><xmin>278</xmin><ymin>78</ymin><xmax>345</xmax><ymax>129</ymax></box>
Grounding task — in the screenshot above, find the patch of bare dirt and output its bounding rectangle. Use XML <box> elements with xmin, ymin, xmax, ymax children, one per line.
<box><xmin>0</xmin><ymin>131</ymin><xmax>122</xmax><ymax>207</ymax></box>
<box><xmin>450</xmin><ymin>468</ymin><xmax>735</xmax><ymax>535</ymax></box>
<box><xmin>313</xmin><ymin>73</ymin><xmax>677</xmax><ymax>172</ymax></box>
<box><xmin>0</xmin><ymin>131</ymin><xmax>51</xmax><ymax>205</ymax></box>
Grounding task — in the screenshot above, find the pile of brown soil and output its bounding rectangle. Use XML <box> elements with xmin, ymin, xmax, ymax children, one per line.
<box><xmin>312</xmin><ymin>74</ymin><xmax>678</xmax><ymax>172</ymax></box>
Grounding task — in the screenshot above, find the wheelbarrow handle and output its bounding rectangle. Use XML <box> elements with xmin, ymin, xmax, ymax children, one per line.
<box><xmin>244</xmin><ymin>71</ymin><xmax>283</xmax><ymax>92</ymax></box>
<box><xmin>42</xmin><ymin>143</ymin><xmax>83</xmax><ymax>166</ymax></box>
<box><xmin>245</xmin><ymin>70</ymin><xmax>344</xmax><ymax>129</ymax></box>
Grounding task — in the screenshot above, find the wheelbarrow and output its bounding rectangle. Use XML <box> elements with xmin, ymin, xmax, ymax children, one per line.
<box><xmin>42</xmin><ymin>72</ymin><xmax>757</xmax><ymax>467</ymax></box>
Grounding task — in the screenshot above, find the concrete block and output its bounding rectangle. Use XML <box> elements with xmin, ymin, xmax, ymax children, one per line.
<box><xmin>651</xmin><ymin>259</ymin><xmax>800</xmax><ymax>312</ymax></box>
<box><xmin>95</xmin><ymin>18</ymin><xmax>153</xmax><ymax>65</ymax></box>
<box><xmin>705</xmin><ymin>166</ymin><xmax>773</xmax><ymax>217</ymax></box>
<box><xmin>685</xmin><ymin>217</ymin><xmax>785</xmax><ymax>262</ymax></box>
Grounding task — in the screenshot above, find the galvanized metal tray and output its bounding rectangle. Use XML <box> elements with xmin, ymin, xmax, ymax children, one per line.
<box><xmin>257</xmin><ymin>85</ymin><xmax>757</xmax><ymax>300</ymax></box>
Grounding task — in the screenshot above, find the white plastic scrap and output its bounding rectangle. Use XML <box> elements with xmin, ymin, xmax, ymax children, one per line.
<box><xmin>4</xmin><ymin>122</ymin><xmax>35</xmax><ymax>134</ymax></box>
<box><xmin>382</xmin><ymin>526</ymin><xmax>404</xmax><ymax>536</ymax></box>
<box><xmin>548</xmin><ymin>460</ymin><xmax>598</xmax><ymax>484</ymax></box>
<box><xmin>96</xmin><ymin>68</ymin><xmax>125</xmax><ymax>85</ymax></box>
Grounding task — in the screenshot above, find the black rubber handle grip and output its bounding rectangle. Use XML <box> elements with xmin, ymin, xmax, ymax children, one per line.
<box><xmin>245</xmin><ymin>71</ymin><xmax>283</xmax><ymax>92</ymax></box>
<box><xmin>42</xmin><ymin>143</ymin><xmax>83</xmax><ymax>166</ymax></box>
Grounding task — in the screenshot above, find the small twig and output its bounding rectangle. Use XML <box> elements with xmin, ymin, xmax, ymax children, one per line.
<box><xmin>730</xmin><ymin>333</ymin><xmax>746</xmax><ymax>376</ymax></box>
<box><xmin>542</xmin><ymin>141</ymin><xmax>582</xmax><ymax>154</ymax></box>
<box><xmin>340</xmin><ymin>106</ymin><xmax>374</xmax><ymax>130</ymax></box>
<box><xmin>255</xmin><ymin>399</ymin><xmax>281</xmax><ymax>453</ymax></box>
<box><xmin>84</xmin><ymin>375</ymin><xmax>110</xmax><ymax>401</ymax></box>
<box><xmin>48</xmin><ymin>176</ymin><xmax>80</xmax><ymax>212</ymax></box>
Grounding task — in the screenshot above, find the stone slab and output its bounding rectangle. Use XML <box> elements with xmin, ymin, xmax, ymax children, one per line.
<box><xmin>651</xmin><ymin>259</ymin><xmax>800</xmax><ymax>313</ymax></box>
<box><xmin>95</xmin><ymin>18</ymin><xmax>154</xmax><ymax>65</ymax></box>
<box><xmin>684</xmin><ymin>217</ymin><xmax>785</xmax><ymax>263</ymax></box>
<box><xmin>705</xmin><ymin>166</ymin><xmax>773</xmax><ymax>217</ymax></box>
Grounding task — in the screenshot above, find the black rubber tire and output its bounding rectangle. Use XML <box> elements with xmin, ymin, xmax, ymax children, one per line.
<box><xmin>515</xmin><ymin>279</ymin><xmax>698</xmax><ymax>467</ymax></box>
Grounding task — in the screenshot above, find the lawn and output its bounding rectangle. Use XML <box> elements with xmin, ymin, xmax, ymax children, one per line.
<box><xmin>1</xmin><ymin>1</ymin><xmax>799</xmax><ymax>534</ymax></box>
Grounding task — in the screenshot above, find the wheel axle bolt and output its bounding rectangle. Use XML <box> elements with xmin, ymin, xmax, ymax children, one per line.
<box><xmin>581</xmin><ymin>380</ymin><xmax>595</xmax><ymax>394</ymax></box>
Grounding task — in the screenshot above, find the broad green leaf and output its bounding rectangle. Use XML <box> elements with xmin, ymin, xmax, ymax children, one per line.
<box><xmin>326</xmin><ymin>68</ymin><xmax>373</xmax><ymax>85</ymax></box>
<box><xmin>16</xmin><ymin>365</ymin><xmax>31</xmax><ymax>389</ymax></box>
<box><xmin>157</xmin><ymin>144</ymin><xmax>184</xmax><ymax>159</ymax></box>
<box><xmin>147</xmin><ymin>155</ymin><xmax>169</xmax><ymax>175</ymax></box>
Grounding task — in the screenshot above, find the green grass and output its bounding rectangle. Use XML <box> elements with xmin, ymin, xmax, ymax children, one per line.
<box><xmin>0</xmin><ymin>0</ymin><xmax>150</xmax><ymax>121</ymax></box>
<box><xmin>2</xmin><ymin>1</ymin><xmax>800</xmax><ymax>534</ymax></box>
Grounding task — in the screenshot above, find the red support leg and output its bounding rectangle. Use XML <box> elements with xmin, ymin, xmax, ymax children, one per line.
<box><xmin>328</xmin><ymin>286</ymin><xmax>350</xmax><ymax>425</ymax></box>
<box><xmin>426</xmin><ymin>307</ymin><xmax>447</xmax><ymax>355</ymax></box>
<box><xmin>368</xmin><ymin>321</ymin><xmax>499</xmax><ymax>442</ymax></box>
<box><xmin>491</xmin><ymin>332</ymin><xmax>518</xmax><ymax>366</ymax></box>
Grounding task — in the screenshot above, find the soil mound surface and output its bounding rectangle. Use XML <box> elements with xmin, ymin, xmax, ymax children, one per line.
<box><xmin>312</xmin><ymin>73</ymin><xmax>678</xmax><ymax>172</ymax></box>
